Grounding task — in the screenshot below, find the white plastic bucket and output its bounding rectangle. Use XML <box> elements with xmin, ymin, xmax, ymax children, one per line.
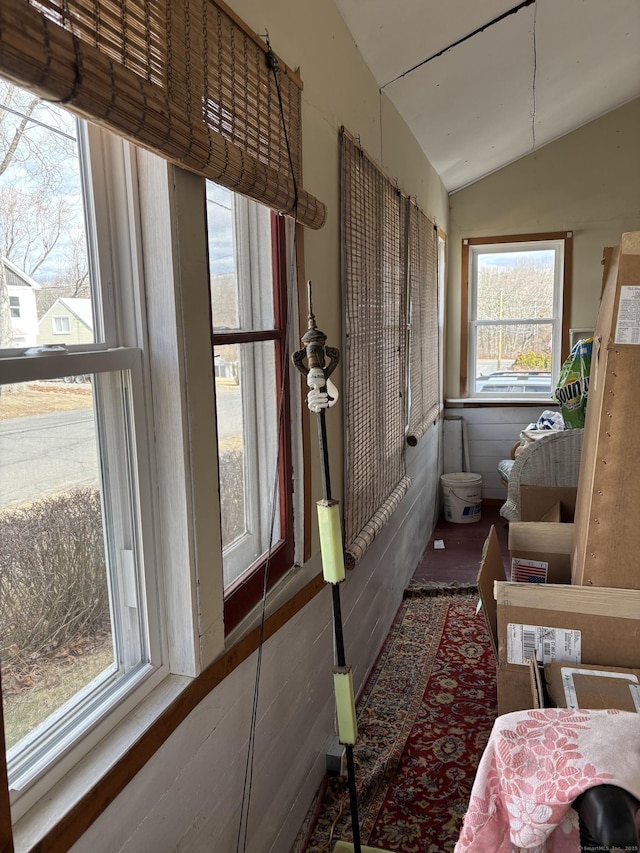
<box><xmin>440</xmin><ymin>472</ymin><xmax>483</xmax><ymax>524</ymax></box>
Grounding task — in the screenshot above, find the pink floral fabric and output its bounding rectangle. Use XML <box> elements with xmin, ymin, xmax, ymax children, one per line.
<box><xmin>455</xmin><ymin>708</ymin><xmax>640</xmax><ymax>852</ymax></box>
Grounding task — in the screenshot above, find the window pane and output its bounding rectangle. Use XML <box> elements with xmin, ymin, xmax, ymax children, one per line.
<box><xmin>0</xmin><ymin>379</ymin><xmax>111</xmax><ymax>752</ymax></box>
<box><xmin>476</xmin><ymin>249</ymin><xmax>555</xmax><ymax>321</ymax></box>
<box><xmin>1</xmin><ymin>372</ymin><xmax>146</xmax><ymax>785</ymax></box>
<box><xmin>215</xmin><ymin>341</ymin><xmax>281</xmax><ymax>589</ymax></box>
<box><xmin>0</xmin><ymin>79</ymin><xmax>95</xmax><ymax>350</ymax></box>
<box><xmin>474</xmin><ymin>322</ymin><xmax>553</xmax><ymax>393</ymax></box>
<box><xmin>207</xmin><ymin>186</ymin><xmax>275</xmax><ymax>332</ymax></box>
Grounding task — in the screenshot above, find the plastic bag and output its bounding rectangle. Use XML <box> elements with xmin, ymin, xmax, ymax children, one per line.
<box><xmin>554</xmin><ymin>338</ymin><xmax>592</xmax><ymax>428</ymax></box>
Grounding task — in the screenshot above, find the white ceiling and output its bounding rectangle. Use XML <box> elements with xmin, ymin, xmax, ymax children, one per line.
<box><xmin>333</xmin><ymin>0</ymin><xmax>640</xmax><ymax>192</ymax></box>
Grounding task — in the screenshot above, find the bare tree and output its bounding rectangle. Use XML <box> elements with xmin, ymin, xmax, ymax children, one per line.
<box><xmin>0</xmin><ymin>81</ymin><xmax>88</xmax><ymax>346</ymax></box>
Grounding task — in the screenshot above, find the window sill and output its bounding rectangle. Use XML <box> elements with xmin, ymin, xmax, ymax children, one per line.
<box><xmin>11</xmin><ymin>674</ymin><xmax>191</xmax><ymax>853</ymax></box>
<box><xmin>445</xmin><ymin>397</ymin><xmax>558</xmax><ymax>407</ymax></box>
<box><xmin>11</xmin><ymin>558</ymin><xmax>328</xmax><ymax>852</ymax></box>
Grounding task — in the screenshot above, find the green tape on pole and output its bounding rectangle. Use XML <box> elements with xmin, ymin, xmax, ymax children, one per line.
<box><xmin>333</xmin><ymin>666</ymin><xmax>357</xmax><ymax>745</ymax></box>
<box><xmin>317</xmin><ymin>499</ymin><xmax>346</xmax><ymax>583</ymax></box>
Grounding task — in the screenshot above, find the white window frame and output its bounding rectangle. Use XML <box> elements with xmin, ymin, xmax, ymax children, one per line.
<box><xmin>0</xmin><ymin>122</ymin><xmax>171</xmax><ymax>821</ymax></box>
<box><xmin>9</xmin><ymin>295</ymin><xmax>20</xmax><ymax>318</ymax></box>
<box><xmin>464</xmin><ymin>232</ymin><xmax>572</xmax><ymax>400</ymax></box>
<box><xmin>52</xmin><ymin>315</ymin><xmax>71</xmax><ymax>333</ymax></box>
<box><xmin>215</xmin><ymin>195</ymin><xmax>282</xmax><ymax>588</ymax></box>
<box><xmin>1</xmin><ymin>102</ymin><xmax>302</xmax><ymax>845</ymax></box>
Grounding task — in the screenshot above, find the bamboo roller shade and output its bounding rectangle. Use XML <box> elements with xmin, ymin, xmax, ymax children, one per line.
<box><xmin>341</xmin><ymin>128</ymin><xmax>410</xmax><ymax>567</ymax></box>
<box><xmin>406</xmin><ymin>199</ymin><xmax>439</xmax><ymax>445</ymax></box>
<box><xmin>0</xmin><ymin>0</ymin><xmax>326</xmax><ymax>229</ymax></box>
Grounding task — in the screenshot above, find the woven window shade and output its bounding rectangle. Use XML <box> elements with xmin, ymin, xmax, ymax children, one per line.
<box><xmin>341</xmin><ymin>128</ymin><xmax>411</xmax><ymax>568</ymax></box>
<box><xmin>406</xmin><ymin>200</ymin><xmax>439</xmax><ymax>445</ymax></box>
<box><xmin>0</xmin><ymin>0</ymin><xmax>325</xmax><ymax>229</ymax></box>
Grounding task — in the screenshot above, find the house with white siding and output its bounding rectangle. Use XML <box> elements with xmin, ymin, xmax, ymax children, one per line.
<box><xmin>1</xmin><ymin>256</ymin><xmax>40</xmax><ymax>347</ymax></box>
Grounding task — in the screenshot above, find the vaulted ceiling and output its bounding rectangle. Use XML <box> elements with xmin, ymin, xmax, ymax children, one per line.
<box><xmin>333</xmin><ymin>0</ymin><xmax>640</xmax><ymax>192</ymax></box>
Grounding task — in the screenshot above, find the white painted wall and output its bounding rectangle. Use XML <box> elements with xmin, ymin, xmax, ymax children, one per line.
<box><xmin>446</xmin><ymin>97</ymin><xmax>640</xmax><ymax>400</ymax></box>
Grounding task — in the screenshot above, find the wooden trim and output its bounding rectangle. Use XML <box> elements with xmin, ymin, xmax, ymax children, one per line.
<box><xmin>463</xmin><ymin>231</ymin><xmax>572</xmax><ymax>247</ymax></box>
<box><xmin>0</xmin><ymin>672</ymin><xmax>14</xmax><ymax>853</ymax></box>
<box><xmin>561</xmin><ymin>232</ymin><xmax>573</xmax><ymax>360</ymax></box>
<box><xmin>460</xmin><ymin>239</ymin><xmax>470</xmax><ymax>396</ymax></box>
<box><xmin>29</xmin><ymin>571</ymin><xmax>326</xmax><ymax>852</ymax></box>
<box><xmin>461</xmin><ymin>230</ymin><xmax>573</xmax><ymax>394</ymax></box>
<box><xmin>438</xmin><ymin>228</ymin><xmax>448</xmax><ymax>408</ymax></box>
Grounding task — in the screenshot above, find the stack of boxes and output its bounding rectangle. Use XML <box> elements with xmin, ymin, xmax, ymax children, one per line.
<box><xmin>479</xmin><ymin>231</ymin><xmax>640</xmax><ymax>714</ymax></box>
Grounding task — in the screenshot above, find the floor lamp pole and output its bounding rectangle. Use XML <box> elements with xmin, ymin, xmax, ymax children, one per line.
<box><xmin>292</xmin><ymin>284</ymin><xmax>390</xmax><ymax>853</ymax></box>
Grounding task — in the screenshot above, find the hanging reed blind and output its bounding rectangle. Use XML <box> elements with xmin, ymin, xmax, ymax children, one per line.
<box><xmin>341</xmin><ymin>128</ymin><xmax>411</xmax><ymax>568</ymax></box>
<box><xmin>0</xmin><ymin>0</ymin><xmax>325</xmax><ymax>228</ymax></box>
<box><xmin>406</xmin><ymin>200</ymin><xmax>440</xmax><ymax>445</ymax></box>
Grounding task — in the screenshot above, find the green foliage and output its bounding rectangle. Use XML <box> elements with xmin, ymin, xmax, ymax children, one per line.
<box><xmin>513</xmin><ymin>350</ymin><xmax>552</xmax><ymax>370</ymax></box>
<box><xmin>0</xmin><ymin>488</ymin><xmax>109</xmax><ymax>664</ymax></box>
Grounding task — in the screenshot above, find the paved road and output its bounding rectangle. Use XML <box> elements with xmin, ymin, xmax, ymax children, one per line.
<box><xmin>0</xmin><ymin>409</ymin><xmax>98</xmax><ymax>507</ymax></box>
<box><xmin>0</xmin><ymin>386</ymin><xmax>242</xmax><ymax>508</ymax></box>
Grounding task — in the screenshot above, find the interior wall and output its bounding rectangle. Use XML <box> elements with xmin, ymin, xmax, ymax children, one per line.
<box><xmin>446</xmin><ymin>97</ymin><xmax>640</xmax><ymax>400</ymax></box>
<box><xmin>64</xmin><ymin>1</ymin><xmax>448</xmax><ymax>851</ymax></box>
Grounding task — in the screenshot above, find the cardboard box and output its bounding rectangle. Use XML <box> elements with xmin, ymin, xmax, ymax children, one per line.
<box><xmin>572</xmin><ymin>232</ymin><xmax>640</xmax><ymax>589</ymax></box>
<box><xmin>519</xmin><ymin>484</ymin><xmax>577</xmax><ymax>523</ymax></box>
<box><xmin>508</xmin><ymin>521</ymin><xmax>573</xmax><ymax>584</ymax></box>
<box><xmin>478</xmin><ymin>526</ymin><xmax>640</xmax><ymax>714</ymax></box>
<box><xmin>544</xmin><ymin>661</ymin><xmax>640</xmax><ymax>713</ymax></box>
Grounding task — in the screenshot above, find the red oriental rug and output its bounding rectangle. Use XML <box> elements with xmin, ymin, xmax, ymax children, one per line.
<box><xmin>292</xmin><ymin>585</ymin><xmax>497</xmax><ymax>853</ymax></box>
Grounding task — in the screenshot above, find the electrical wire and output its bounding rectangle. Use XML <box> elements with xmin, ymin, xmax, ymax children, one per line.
<box><xmin>531</xmin><ymin>0</ymin><xmax>538</xmax><ymax>150</ymax></box>
<box><xmin>380</xmin><ymin>0</ymin><xmax>536</xmax><ymax>89</ymax></box>
<box><xmin>234</xmin><ymin>34</ymin><xmax>300</xmax><ymax>853</ymax></box>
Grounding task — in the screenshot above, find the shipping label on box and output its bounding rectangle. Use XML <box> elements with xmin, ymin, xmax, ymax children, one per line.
<box><xmin>507</xmin><ymin>623</ymin><xmax>581</xmax><ymax>666</ymax></box>
<box><xmin>614</xmin><ymin>285</ymin><xmax>640</xmax><ymax>344</ymax></box>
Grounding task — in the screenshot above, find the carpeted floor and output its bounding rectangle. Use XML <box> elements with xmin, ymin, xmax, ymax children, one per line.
<box><xmin>292</xmin><ymin>587</ymin><xmax>498</xmax><ymax>853</ymax></box>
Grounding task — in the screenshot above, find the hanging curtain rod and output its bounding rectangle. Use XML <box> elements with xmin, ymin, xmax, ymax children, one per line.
<box><xmin>381</xmin><ymin>0</ymin><xmax>536</xmax><ymax>89</ymax></box>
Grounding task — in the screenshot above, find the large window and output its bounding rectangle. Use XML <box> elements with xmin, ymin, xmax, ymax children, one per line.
<box><xmin>206</xmin><ymin>185</ymin><xmax>294</xmax><ymax>634</ymax></box>
<box><xmin>1</xmin><ymin>76</ymin><xmax>301</xmax><ymax>841</ymax></box>
<box><xmin>0</xmin><ymin>82</ymin><xmax>163</xmax><ymax>819</ymax></box>
<box><xmin>462</xmin><ymin>232</ymin><xmax>573</xmax><ymax>399</ymax></box>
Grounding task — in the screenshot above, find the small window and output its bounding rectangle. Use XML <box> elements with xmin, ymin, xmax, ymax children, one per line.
<box><xmin>53</xmin><ymin>315</ymin><xmax>71</xmax><ymax>334</ymax></box>
<box><xmin>206</xmin><ymin>185</ymin><xmax>294</xmax><ymax>634</ymax></box>
<box><xmin>9</xmin><ymin>296</ymin><xmax>20</xmax><ymax>318</ymax></box>
<box><xmin>462</xmin><ymin>232</ymin><xmax>572</xmax><ymax>399</ymax></box>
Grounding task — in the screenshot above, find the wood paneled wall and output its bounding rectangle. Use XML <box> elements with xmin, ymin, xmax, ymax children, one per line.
<box><xmin>444</xmin><ymin>406</ymin><xmax>551</xmax><ymax>500</ymax></box>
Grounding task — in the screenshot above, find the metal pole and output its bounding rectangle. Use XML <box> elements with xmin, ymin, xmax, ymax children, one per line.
<box><xmin>292</xmin><ymin>284</ymin><xmax>361</xmax><ymax>853</ymax></box>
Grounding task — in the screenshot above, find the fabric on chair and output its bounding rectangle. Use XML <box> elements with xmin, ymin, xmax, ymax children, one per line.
<box><xmin>498</xmin><ymin>458</ymin><xmax>515</xmax><ymax>486</ymax></box>
<box><xmin>500</xmin><ymin>429</ymin><xmax>584</xmax><ymax>522</ymax></box>
<box><xmin>455</xmin><ymin>707</ymin><xmax>640</xmax><ymax>853</ymax></box>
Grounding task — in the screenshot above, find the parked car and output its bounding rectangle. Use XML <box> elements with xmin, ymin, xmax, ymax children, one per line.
<box><xmin>475</xmin><ymin>371</ymin><xmax>552</xmax><ymax>394</ymax></box>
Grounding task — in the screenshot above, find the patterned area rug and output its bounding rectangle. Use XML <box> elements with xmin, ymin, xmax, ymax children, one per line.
<box><xmin>292</xmin><ymin>586</ymin><xmax>497</xmax><ymax>853</ymax></box>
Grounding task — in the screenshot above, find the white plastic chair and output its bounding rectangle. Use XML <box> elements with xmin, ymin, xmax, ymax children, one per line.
<box><xmin>500</xmin><ymin>429</ymin><xmax>584</xmax><ymax>522</ymax></box>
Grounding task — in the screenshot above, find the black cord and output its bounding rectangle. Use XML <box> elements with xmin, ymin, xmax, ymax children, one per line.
<box><xmin>266</xmin><ymin>44</ymin><xmax>299</xmax><ymax>217</ymax></box>
<box><xmin>235</xmin><ymin>36</ymin><xmax>300</xmax><ymax>853</ymax></box>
